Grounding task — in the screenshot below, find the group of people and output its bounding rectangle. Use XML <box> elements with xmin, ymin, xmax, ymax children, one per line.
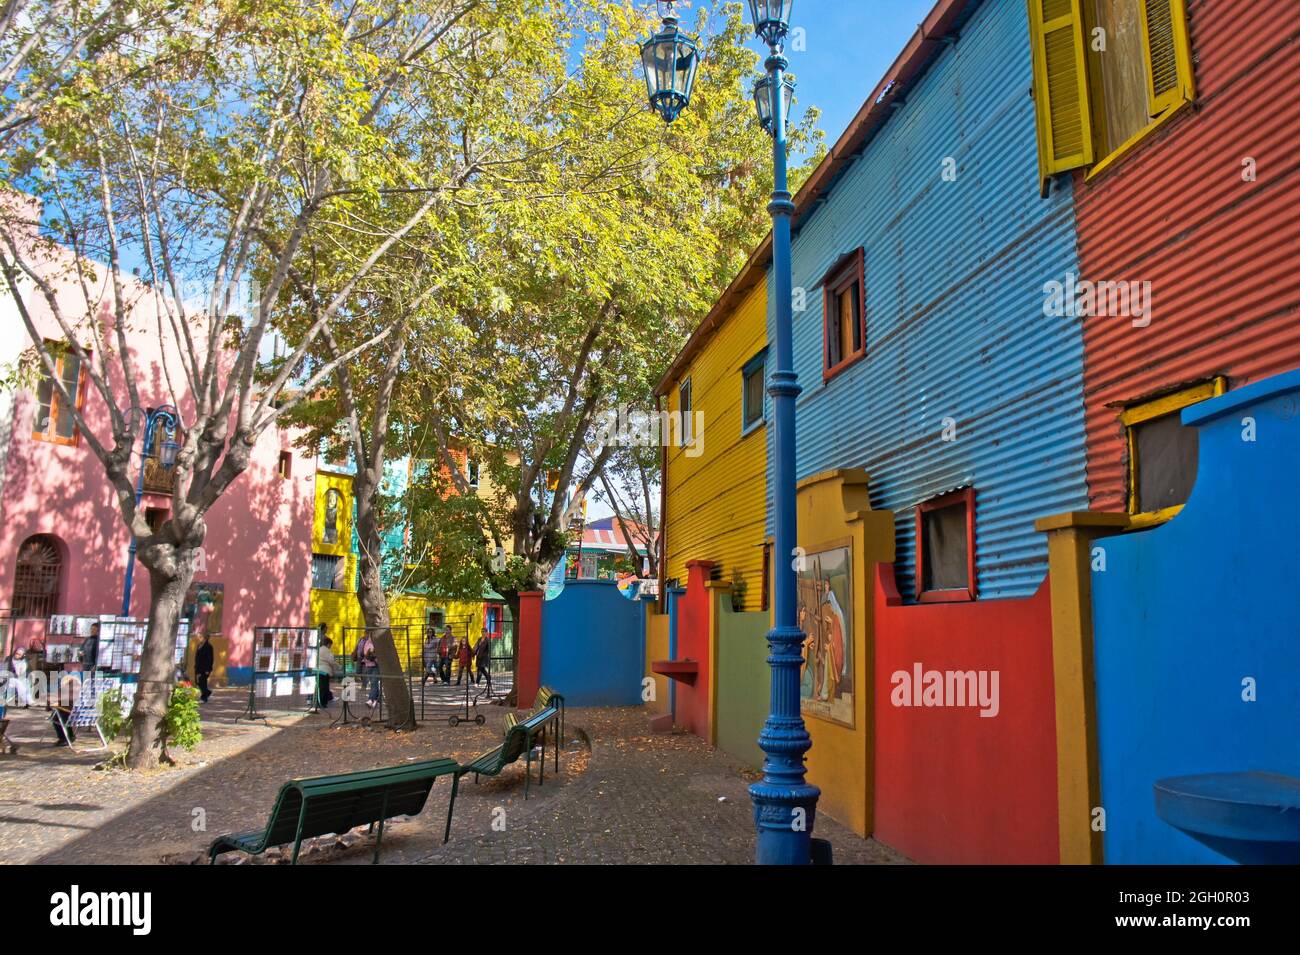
<box><xmin>422</xmin><ymin>628</ymin><xmax>493</xmax><ymax>688</ymax></box>
<box><xmin>310</xmin><ymin>624</ymin><xmax>496</xmax><ymax>712</ymax></box>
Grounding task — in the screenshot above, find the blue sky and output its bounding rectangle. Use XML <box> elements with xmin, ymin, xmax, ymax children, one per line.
<box><xmin>736</xmin><ymin>0</ymin><xmax>939</xmax><ymax>148</ymax></box>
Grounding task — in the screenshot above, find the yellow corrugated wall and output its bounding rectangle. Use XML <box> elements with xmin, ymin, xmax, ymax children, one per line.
<box><xmin>664</xmin><ymin>281</ymin><xmax>769</xmax><ymax>610</ymax></box>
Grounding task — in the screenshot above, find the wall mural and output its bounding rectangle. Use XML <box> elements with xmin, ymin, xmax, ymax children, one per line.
<box><xmin>798</xmin><ymin>544</ymin><xmax>854</xmax><ymax>728</ymax></box>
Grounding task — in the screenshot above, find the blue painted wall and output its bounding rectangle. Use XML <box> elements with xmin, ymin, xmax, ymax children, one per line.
<box><xmin>1091</xmin><ymin>369</ymin><xmax>1300</xmax><ymax>863</ymax></box>
<box><xmin>769</xmin><ymin>0</ymin><xmax>1088</xmax><ymax>599</ymax></box>
<box><xmin>539</xmin><ymin>579</ymin><xmax>645</xmax><ymax>706</ymax></box>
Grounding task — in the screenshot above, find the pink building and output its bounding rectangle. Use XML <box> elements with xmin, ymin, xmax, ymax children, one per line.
<box><xmin>0</xmin><ymin>198</ymin><xmax>314</xmax><ymax>683</ymax></box>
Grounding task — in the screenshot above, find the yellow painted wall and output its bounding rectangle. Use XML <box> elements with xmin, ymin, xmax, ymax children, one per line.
<box><xmin>664</xmin><ymin>281</ymin><xmax>769</xmax><ymax>610</ymax></box>
<box><xmin>309</xmin><ymin>471</ymin><xmax>489</xmax><ymax>671</ymax></box>
<box><xmin>643</xmin><ymin>602</ymin><xmax>670</xmax><ymax>717</ymax></box>
<box><xmin>796</xmin><ymin>469</ymin><xmax>894</xmax><ymax>838</ymax></box>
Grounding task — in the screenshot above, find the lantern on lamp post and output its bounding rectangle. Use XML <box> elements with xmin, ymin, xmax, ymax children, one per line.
<box><xmin>640</xmin><ymin>1</ymin><xmax>699</xmax><ymax>124</ymax></box>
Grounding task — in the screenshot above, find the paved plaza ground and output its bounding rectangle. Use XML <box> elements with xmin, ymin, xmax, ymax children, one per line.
<box><xmin>0</xmin><ymin>688</ymin><xmax>907</xmax><ymax>865</ymax></box>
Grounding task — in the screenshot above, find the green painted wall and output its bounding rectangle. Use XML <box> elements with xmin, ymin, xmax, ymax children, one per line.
<box><xmin>714</xmin><ymin>602</ymin><xmax>769</xmax><ymax>770</ymax></box>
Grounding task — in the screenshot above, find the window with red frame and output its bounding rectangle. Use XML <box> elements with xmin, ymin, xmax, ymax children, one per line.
<box><xmin>32</xmin><ymin>342</ymin><xmax>86</xmax><ymax>445</ymax></box>
<box><xmin>914</xmin><ymin>487</ymin><xmax>976</xmax><ymax>602</ymax></box>
<box><xmin>822</xmin><ymin>249</ymin><xmax>865</xmax><ymax>381</ymax></box>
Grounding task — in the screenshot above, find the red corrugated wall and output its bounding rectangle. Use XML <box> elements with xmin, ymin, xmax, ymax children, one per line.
<box><xmin>872</xmin><ymin>565</ymin><xmax>1059</xmax><ymax>864</ymax></box>
<box><xmin>1074</xmin><ymin>0</ymin><xmax>1300</xmax><ymax>511</ymax></box>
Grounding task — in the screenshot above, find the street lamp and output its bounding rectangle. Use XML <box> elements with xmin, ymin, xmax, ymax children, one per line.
<box><xmin>121</xmin><ymin>405</ymin><xmax>181</xmax><ymax>616</ymax></box>
<box><xmin>640</xmin><ymin>1</ymin><xmax>699</xmax><ymax>124</ymax></box>
<box><xmin>638</xmin><ymin>0</ymin><xmax>818</xmax><ymax>865</ymax></box>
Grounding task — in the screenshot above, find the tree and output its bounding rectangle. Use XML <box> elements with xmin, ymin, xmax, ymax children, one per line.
<box><xmin>0</xmin><ymin>0</ymin><xmax>485</xmax><ymax>766</ymax></box>
<box><xmin>404</xmin><ymin>1</ymin><xmax>823</xmax><ymax>688</ymax></box>
<box><xmin>275</xmin><ymin>0</ymin><xmax>587</xmax><ymax>727</ymax></box>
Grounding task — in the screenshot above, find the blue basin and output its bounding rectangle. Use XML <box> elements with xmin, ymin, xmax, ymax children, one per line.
<box><xmin>1154</xmin><ymin>772</ymin><xmax>1300</xmax><ymax>864</ymax></box>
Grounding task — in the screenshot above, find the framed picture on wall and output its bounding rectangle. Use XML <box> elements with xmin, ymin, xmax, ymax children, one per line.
<box><xmin>797</xmin><ymin>542</ymin><xmax>854</xmax><ymax>729</ymax></box>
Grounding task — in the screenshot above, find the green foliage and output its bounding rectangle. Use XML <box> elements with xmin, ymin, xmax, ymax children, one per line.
<box><xmin>97</xmin><ymin>685</ymin><xmax>127</xmax><ymax>742</ymax></box>
<box><xmin>158</xmin><ymin>684</ymin><xmax>202</xmax><ymax>754</ymax></box>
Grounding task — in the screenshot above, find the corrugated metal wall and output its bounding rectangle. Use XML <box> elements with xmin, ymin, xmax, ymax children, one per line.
<box><xmin>1075</xmin><ymin>0</ymin><xmax>1300</xmax><ymax>511</ymax></box>
<box><xmin>770</xmin><ymin>0</ymin><xmax>1089</xmax><ymax>600</ymax></box>
<box><xmin>664</xmin><ymin>281</ymin><xmax>769</xmax><ymax>609</ymax></box>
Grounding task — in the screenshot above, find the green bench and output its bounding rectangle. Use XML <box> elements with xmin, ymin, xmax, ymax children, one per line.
<box><xmin>530</xmin><ymin>686</ymin><xmax>565</xmax><ymax>739</ymax></box>
<box><xmin>458</xmin><ymin>698</ymin><xmax>562</xmax><ymax>800</ymax></box>
<box><xmin>207</xmin><ymin>757</ymin><xmax>460</xmax><ymax>865</ymax></box>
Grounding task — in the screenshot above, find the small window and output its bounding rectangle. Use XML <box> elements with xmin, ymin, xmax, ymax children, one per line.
<box><xmin>322</xmin><ymin>488</ymin><xmax>344</xmax><ymax>545</ymax></box>
<box><xmin>822</xmin><ymin>249</ymin><xmax>865</xmax><ymax>380</ymax></box>
<box><xmin>277</xmin><ymin>451</ymin><xmax>292</xmax><ymax>479</ymax></box>
<box><xmin>742</xmin><ymin>351</ymin><xmax>767</xmax><ymax>434</ymax></box>
<box><xmin>13</xmin><ymin>534</ymin><xmax>62</xmax><ymax>618</ymax></box>
<box><xmin>32</xmin><ymin>343</ymin><xmax>86</xmax><ymax>445</ymax></box>
<box><xmin>1028</xmin><ymin>0</ymin><xmax>1195</xmax><ymax>192</ymax></box>
<box><xmin>1121</xmin><ymin>378</ymin><xmax>1225</xmax><ymax>523</ymax></box>
<box><xmin>914</xmin><ymin>488</ymin><xmax>976</xmax><ymax>603</ymax></box>
<box><xmin>678</xmin><ymin>378</ymin><xmax>693</xmax><ymax>446</ymax></box>
<box><xmin>467</xmin><ymin>459</ymin><xmax>480</xmax><ymax>489</ymax></box>
<box><xmin>311</xmin><ymin>554</ymin><xmax>343</xmax><ymax>590</ymax></box>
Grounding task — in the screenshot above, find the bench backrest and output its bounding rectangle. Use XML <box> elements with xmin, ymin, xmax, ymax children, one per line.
<box><xmin>499</xmin><ymin>723</ymin><xmax>529</xmax><ymax>765</ymax></box>
<box><xmin>261</xmin><ymin>758</ymin><xmax>457</xmax><ymax>846</ymax></box>
<box><xmin>533</xmin><ymin>686</ymin><xmax>563</xmax><ymax>712</ymax></box>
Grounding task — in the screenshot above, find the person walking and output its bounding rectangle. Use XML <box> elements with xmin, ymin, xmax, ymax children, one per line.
<box><xmin>355</xmin><ymin>634</ymin><xmax>380</xmax><ymax>709</ymax></box>
<box><xmin>454</xmin><ymin>636</ymin><xmax>472</xmax><ymax>686</ymax></box>
<box><xmin>474</xmin><ymin>629</ymin><xmax>492</xmax><ymax>687</ymax></box>
<box><xmin>194</xmin><ymin>633</ymin><xmax>215</xmax><ymax>703</ymax></box>
<box><xmin>421</xmin><ymin>631</ymin><xmax>440</xmax><ymax>686</ymax></box>
<box><xmin>437</xmin><ymin>629</ymin><xmax>452</xmax><ymax>684</ymax></box>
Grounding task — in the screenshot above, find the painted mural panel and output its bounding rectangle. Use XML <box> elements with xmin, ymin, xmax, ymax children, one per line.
<box><xmin>798</xmin><ymin>544</ymin><xmax>853</xmax><ymax>728</ymax></box>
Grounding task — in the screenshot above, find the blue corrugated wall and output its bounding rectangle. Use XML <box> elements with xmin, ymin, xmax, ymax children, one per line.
<box><xmin>767</xmin><ymin>0</ymin><xmax>1089</xmax><ymax>599</ymax></box>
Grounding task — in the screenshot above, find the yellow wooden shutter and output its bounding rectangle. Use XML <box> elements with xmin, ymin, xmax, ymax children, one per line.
<box><xmin>1140</xmin><ymin>0</ymin><xmax>1196</xmax><ymax>118</ymax></box>
<box><xmin>1028</xmin><ymin>0</ymin><xmax>1094</xmax><ymax>196</ymax></box>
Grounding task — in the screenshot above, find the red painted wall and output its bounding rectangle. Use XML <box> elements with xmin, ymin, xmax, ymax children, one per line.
<box><xmin>674</xmin><ymin>560</ymin><xmax>714</xmax><ymax>739</ymax></box>
<box><xmin>872</xmin><ymin>564</ymin><xmax>1059</xmax><ymax>864</ymax></box>
<box><xmin>515</xmin><ymin>591</ymin><xmax>542</xmax><ymax>707</ymax></box>
<box><xmin>1074</xmin><ymin>0</ymin><xmax>1300</xmax><ymax>511</ymax></box>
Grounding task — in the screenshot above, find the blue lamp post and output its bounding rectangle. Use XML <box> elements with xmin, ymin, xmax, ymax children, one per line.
<box><xmin>121</xmin><ymin>405</ymin><xmax>181</xmax><ymax>616</ymax></box>
<box><xmin>640</xmin><ymin>0</ymin><xmax>818</xmax><ymax>864</ymax></box>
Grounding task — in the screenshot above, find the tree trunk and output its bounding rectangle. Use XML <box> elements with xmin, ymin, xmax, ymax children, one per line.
<box><xmin>125</xmin><ymin>549</ymin><xmax>196</xmax><ymax>769</ymax></box>
<box><xmin>355</xmin><ymin>494</ymin><xmax>415</xmax><ymax>730</ymax></box>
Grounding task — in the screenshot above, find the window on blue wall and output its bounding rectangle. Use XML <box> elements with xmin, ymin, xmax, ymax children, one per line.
<box><xmin>822</xmin><ymin>249</ymin><xmax>866</xmax><ymax>381</ymax></box>
<box><xmin>914</xmin><ymin>487</ymin><xmax>977</xmax><ymax>603</ymax></box>
<box><xmin>742</xmin><ymin>350</ymin><xmax>767</xmax><ymax>434</ymax></box>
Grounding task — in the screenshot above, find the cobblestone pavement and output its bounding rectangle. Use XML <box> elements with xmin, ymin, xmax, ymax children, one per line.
<box><xmin>415</xmin><ymin>708</ymin><xmax>907</xmax><ymax>865</ymax></box>
<box><xmin>0</xmin><ymin>690</ymin><xmax>905</xmax><ymax>865</ymax></box>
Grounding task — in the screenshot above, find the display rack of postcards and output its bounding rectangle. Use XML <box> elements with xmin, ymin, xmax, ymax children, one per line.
<box><xmin>98</xmin><ymin>617</ymin><xmax>191</xmax><ymax>679</ymax></box>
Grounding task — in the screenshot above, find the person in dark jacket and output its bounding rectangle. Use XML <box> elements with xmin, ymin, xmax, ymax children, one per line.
<box><xmin>474</xmin><ymin>630</ymin><xmax>492</xmax><ymax>686</ymax></box>
<box><xmin>80</xmin><ymin>623</ymin><xmax>101</xmax><ymax>672</ymax></box>
<box><xmin>194</xmin><ymin>633</ymin><xmax>215</xmax><ymax>703</ymax></box>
